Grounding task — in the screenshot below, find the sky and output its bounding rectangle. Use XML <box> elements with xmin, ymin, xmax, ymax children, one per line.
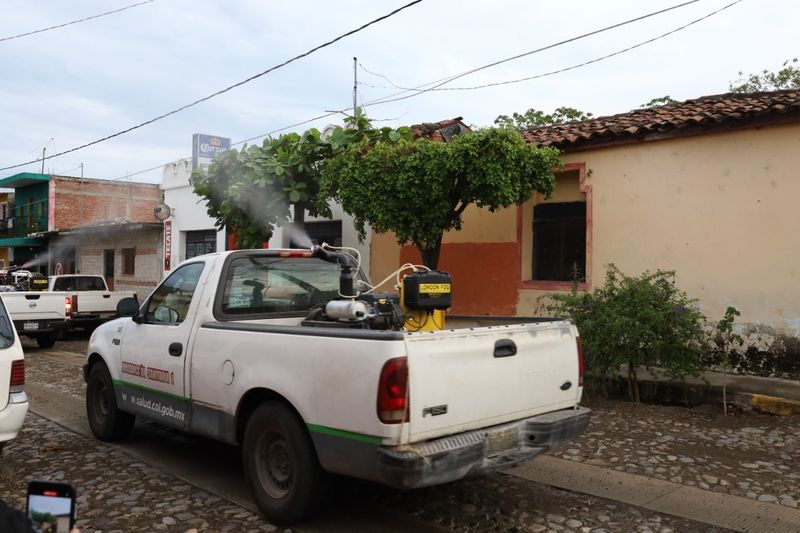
<box><xmin>0</xmin><ymin>0</ymin><xmax>796</xmax><ymax>184</ymax></box>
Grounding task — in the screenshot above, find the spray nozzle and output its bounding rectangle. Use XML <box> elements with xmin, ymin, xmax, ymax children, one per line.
<box><xmin>312</xmin><ymin>243</ymin><xmax>357</xmax><ymax>268</ymax></box>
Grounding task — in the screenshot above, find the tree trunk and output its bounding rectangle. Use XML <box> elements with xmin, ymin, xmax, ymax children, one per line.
<box><xmin>628</xmin><ymin>362</ymin><xmax>641</xmax><ymax>403</ymax></box>
<box><xmin>419</xmin><ymin>234</ymin><xmax>443</xmax><ymax>270</ymax></box>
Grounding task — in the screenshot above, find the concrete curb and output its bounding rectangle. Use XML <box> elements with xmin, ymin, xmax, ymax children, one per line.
<box><xmin>613</xmin><ymin>367</ymin><xmax>800</xmax><ymax>416</ymax></box>
<box><xmin>508</xmin><ymin>456</ymin><xmax>800</xmax><ymax>533</ymax></box>
<box><xmin>748</xmin><ymin>394</ymin><xmax>800</xmax><ymax>416</ymax></box>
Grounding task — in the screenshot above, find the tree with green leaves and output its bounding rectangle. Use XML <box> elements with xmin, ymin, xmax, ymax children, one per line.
<box><xmin>640</xmin><ymin>95</ymin><xmax>678</xmax><ymax>107</ymax></box>
<box><xmin>321</xmin><ymin>127</ymin><xmax>561</xmax><ymax>269</ymax></box>
<box><xmin>190</xmin><ymin>110</ymin><xmax>409</xmax><ymax>248</ymax></box>
<box><xmin>729</xmin><ymin>58</ymin><xmax>800</xmax><ymax>92</ymax></box>
<box><xmin>494</xmin><ymin>107</ymin><xmax>593</xmax><ymax>129</ymax></box>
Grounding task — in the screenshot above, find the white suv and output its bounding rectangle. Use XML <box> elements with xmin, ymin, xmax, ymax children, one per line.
<box><xmin>0</xmin><ymin>296</ymin><xmax>27</xmax><ymax>454</ymax></box>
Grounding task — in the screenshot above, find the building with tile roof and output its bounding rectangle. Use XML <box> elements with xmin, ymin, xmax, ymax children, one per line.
<box><xmin>370</xmin><ymin>91</ymin><xmax>800</xmax><ymax>377</ymax></box>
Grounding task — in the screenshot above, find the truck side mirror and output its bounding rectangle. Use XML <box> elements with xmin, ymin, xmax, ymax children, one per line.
<box><xmin>117</xmin><ymin>297</ymin><xmax>140</xmax><ymax>319</ymax></box>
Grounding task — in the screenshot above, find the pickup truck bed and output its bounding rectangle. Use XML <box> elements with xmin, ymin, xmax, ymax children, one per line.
<box><xmin>49</xmin><ymin>275</ymin><xmax>136</xmax><ymax>330</ymax></box>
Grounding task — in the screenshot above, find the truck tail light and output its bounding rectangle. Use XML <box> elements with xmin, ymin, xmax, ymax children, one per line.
<box><xmin>377</xmin><ymin>357</ymin><xmax>408</xmax><ymax>424</ymax></box>
<box><xmin>576</xmin><ymin>337</ymin><xmax>584</xmax><ymax>387</ymax></box>
<box><xmin>10</xmin><ymin>359</ymin><xmax>24</xmax><ymax>392</ymax></box>
<box><xmin>65</xmin><ymin>295</ymin><xmax>73</xmax><ymax>318</ymax></box>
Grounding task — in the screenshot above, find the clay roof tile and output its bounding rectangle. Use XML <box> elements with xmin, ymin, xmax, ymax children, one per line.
<box><xmin>522</xmin><ymin>90</ymin><xmax>800</xmax><ymax>150</ymax></box>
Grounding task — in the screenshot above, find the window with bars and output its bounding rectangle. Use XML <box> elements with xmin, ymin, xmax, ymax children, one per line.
<box><xmin>122</xmin><ymin>248</ymin><xmax>136</xmax><ymax>275</ymax></box>
<box><xmin>186</xmin><ymin>230</ymin><xmax>217</xmax><ymax>259</ymax></box>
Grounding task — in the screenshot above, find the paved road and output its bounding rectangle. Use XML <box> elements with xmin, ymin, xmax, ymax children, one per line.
<box><xmin>8</xmin><ymin>334</ymin><xmax>796</xmax><ymax>531</ymax></box>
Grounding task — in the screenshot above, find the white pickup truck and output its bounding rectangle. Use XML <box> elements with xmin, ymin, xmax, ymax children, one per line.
<box><xmin>1</xmin><ymin>292</ymin><xmax>71</xmax><ymax>347</ymax></box>
<box><xmin>83</xmin><ymin>248</ymin><xmax>590</xmax><ymax>523</ymax></box>
<box><xmin>48</xmin><ymin>275</ymin><xmax>136</xmax><ymax>330</ymax></box>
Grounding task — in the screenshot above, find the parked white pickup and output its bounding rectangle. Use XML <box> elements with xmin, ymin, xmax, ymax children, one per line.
<box><xmin>48</xmin><ymin>275</ymin><xmax>136</xmax><ymax>330</ymax></box>
<box><xmin>83</xmin><ymin>248</ymin><xmax>590</xmax><ymax>523</ymax></box>
<box><xmin>1</xmin><ymin>292</ymin><xmax>71</xmax><ymax>347</ymax></box>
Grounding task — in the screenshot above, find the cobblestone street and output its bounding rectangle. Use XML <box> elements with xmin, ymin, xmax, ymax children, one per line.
<box><xmin>2</xmin><ymin>336</ymin><xmax>798</xmax><ymax>531</ymax></box>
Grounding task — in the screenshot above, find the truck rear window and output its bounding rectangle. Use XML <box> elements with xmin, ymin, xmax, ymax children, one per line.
<box><xmin>52</xmin><ymin>277</ymin><xmax>105</xmax><ymax>291</ymax></box>
<box><xmin>220</xmin><ymin>256</ymin><xmax>345</xmax><ymax>315</ymax></box>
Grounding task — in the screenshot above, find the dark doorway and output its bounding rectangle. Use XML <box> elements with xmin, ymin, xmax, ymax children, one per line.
<box><xmin>104</xmin><ymin>249</ymin><xmax>115</xmax><ymax>290</ymax></box>
<box><xmin>289</xmin><ymin>220</ymin><xmax>343</xmax><ymax>248</ymax></box>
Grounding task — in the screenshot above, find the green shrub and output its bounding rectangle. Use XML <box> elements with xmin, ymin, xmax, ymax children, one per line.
<box><xmin>546</xmin><ymin>265</ymin><xmax>708</xmax><ymax>402</ymax></box>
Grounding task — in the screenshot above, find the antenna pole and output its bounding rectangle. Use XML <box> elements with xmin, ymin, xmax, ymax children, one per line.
<box><xmin>353</xmin><ymin>56</ymin><xmax>357</xmax><ymax>118</ymax></box>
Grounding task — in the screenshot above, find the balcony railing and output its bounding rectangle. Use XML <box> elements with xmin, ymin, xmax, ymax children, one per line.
<box><xmin>0</xmin><ymin>214</ymin><xmax>48</xmax><ymax>239</ymax></box>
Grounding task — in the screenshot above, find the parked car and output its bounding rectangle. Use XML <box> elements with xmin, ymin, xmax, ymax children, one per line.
<box><xmin>84</xmin><ymin>247</ymin><xmax>590</xmax><ymax>523</ymax></box>
<box><xmin>48</xmin><ymin>275</ymin><xmax>137</xmax><ymax>330</ymax></box>
<box><xmin>1</xmin><ymin>292</ymin><xmax>71</xmax><ymax>348</ymax></box>
<box><xmin>0</xmin><ymin>294</ymin><xmax>28</xmax><ymax>454</ymax></box>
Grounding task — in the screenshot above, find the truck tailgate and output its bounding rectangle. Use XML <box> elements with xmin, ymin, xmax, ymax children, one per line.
<box><xmin>1</xmin><ymin>293</ymin><xmax>67</xmax><ymax>321</ymax></box>
<box><xmin>404</xmin><ymin>320</ymin><xmax>581</xmax><ymax>443</ymax></box>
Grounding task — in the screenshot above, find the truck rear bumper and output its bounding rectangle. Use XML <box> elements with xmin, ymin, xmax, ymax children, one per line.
<box><xmin>376</xmin><ymin>406</ymin><xmax>591</xmax><ymax>489</ymax></box>
<box><xmin>12</xmin><ymin>319</ymin><xmax>68</xmax><ymax>337</ymax></box>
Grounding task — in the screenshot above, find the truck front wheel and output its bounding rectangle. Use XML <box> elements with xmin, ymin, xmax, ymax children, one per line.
<box><xmin>86</xmin><ymin>362</ymin><xmax>135</xmax><ymax>441</ymax></box>
<box><xmin>243</xmin><ymin>402</ymin><xmax>326</xmax><ymax>524</ymax></box>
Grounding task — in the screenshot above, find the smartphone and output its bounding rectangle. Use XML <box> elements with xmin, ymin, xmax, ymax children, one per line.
<box><xmin>26</xmin><ymin>480</ymin><xmax>76</xmax><ymax>533</ymax></box>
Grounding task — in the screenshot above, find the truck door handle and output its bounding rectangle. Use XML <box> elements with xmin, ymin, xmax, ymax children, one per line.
<box><xmin>494</xmin><ymin>339</ymin><xmax>517</xmax><ymax>358</ymax></box>
<box><xmin>169</xmin><ymin>342</ymin><xmax>183</xmax><ymax>357</ymax></box>
<box><xmin>102</xmin><ymin>294</ymin><xmax>111</xmax><ymax>298</ymax></box>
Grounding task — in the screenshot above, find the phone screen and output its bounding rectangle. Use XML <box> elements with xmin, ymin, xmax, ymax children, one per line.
<box><xmin>26</xmin><ymin>481</ymin><xmax>76</xmax><ymax>532</ymax></box>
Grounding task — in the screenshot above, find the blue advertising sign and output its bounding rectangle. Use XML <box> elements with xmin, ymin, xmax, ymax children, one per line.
<box><xmin>192</xmin><ymin>133</ymin><xmax>231</xmax><ymax>169</ymax></box>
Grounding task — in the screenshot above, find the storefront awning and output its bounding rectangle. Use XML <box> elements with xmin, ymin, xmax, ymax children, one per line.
<box><xmin>0</xmin><ymin>236</ymin><xmax>48</xmax><ymax>247</ymax></box>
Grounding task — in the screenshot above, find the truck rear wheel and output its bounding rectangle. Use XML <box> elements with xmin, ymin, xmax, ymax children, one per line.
<box><xmin>243</xmin><ymin>402</ymin><xmax>326</xmax><ymax>524</ymax></box>
<box><xmin>86</xmin><ymin>362</ymin><xmax>135</xmax><ymax>441</ymax></box>
<box><xmin>35</xmin><ymin>335</ymin><xmax>55</xmax><ymax>348</ymax></box>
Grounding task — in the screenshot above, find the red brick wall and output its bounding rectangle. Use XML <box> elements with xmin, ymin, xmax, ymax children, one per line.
<box><xmin>52</xmin><ymin>177</ymin><xmax>161</xmax><ymax>230</ymax></box>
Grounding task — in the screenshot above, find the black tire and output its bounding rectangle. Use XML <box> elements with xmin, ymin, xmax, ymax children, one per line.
<box><xmin>243</xmin><ymin>402</ymin><xmax>326</xmax><ymax>524</ymax></box>
<box><xmin>86</xmin><ymin>362</ymin><xmax>135</xmax><ymax>441</ymax></box>
<box><xmin>36</xmin><ymin>335</ymin><xmax>56</xmax><ymax>348</ymax></box>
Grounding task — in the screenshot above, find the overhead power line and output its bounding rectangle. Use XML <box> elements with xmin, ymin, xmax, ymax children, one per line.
<box><xmin>0</xmin><ymin>0</ymin><xmax>156</xmax><ymax>43</ymax></box>
<box><xmin>232</xmin><ymin>0</ymin><xmax>714</xmax><ymax>148</ymax></box>
<box><xmin>359</xmin><ymin>0</ymin><xmax>743</xmax><ymax>95</ymax></box>
<box><xmin>0</xmin><ymin>0</ymin><xmax>424</xmax><ymax>173</ymax></box>
<box><xmin>94</xmin><ymin>0</ymin><xmax>733</xmax><ymax>184</ymax></box>
<box><xmin>358</xmin><ymin>0</ymin><xmax>716</xmax><ymax>107</ymax></box>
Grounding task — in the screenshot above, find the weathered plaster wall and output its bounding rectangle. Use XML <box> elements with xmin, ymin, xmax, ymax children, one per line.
<box><xmin>521</xmin><ymin>123</ymin><xmax>800</xmax><ymax>377</ymax></box>
<box><xmin>370</xmin><ymin>123</ymin><xmax>800</xmax><ymax>375</ymax></box>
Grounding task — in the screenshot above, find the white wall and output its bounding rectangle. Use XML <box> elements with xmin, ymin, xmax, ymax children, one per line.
<box><xmin>161</xmin><ymin>160</ymin><xmax>226</xmax><ymax>276</ymax></box>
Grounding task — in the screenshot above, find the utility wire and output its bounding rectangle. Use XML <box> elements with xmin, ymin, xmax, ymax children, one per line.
<box><xmin>359</xmin><ymin>0</ymin><xmax>708</xmax><ymax>107</ymax></box>
<box><xmin>361</xmin><ymin>0</ymin><xmax>743</xmax><ymax>95</ymax></box>
<box><xmin>101</xmin><ymin>0</ymin><xmax>726</xmax><ymax>183</ymax></box>
<box><xmin>0</xmin><ymin>0</ymin><xmax>156</xmax><ymax>43</ymax></box>
<box><xmin>0</xmin><ymin>0</ymin><xmax>424</xmax><ymax>173</ymax></box>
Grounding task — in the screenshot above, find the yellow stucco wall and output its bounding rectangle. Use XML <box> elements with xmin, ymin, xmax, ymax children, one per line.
<box><xmin>370</xmin><ymin>122</ymin><xmax>800</xmax><ymax>336</ymax></box>
<box><xmin>518</xmin><ymin>123</ymin><xmax>800</xmax><ymax>336</ymax></box>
